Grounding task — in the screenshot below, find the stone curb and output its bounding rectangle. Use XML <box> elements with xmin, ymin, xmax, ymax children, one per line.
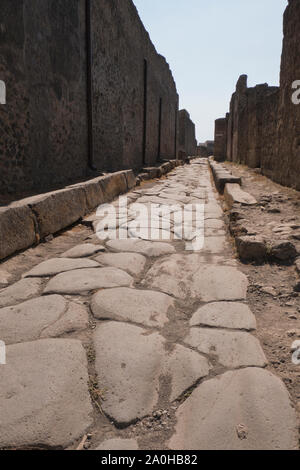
<box><xmin>0</xmin><ymin>170</ymin><xmax>134</xmax><ymax>261</ymax></box>
<box><xmin>208</xmin><ymin>157</ymin><xmax>242</xmax><ymax>193</ymax></box>
<box><xmin>0</xmin><ymin>159</ymin><xmax>183</xmax><ymax>261</ymax></box>
<box><xmin>138</xmin><ymin>159</ymin><xmax>184</xmax><ymax>182</ymax></box>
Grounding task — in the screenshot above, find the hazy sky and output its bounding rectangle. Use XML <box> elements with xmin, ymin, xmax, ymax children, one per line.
<box><xmin>133</xmin><ymin>0</ymin><xmax>288</xmax><ymax>142</ymax></box>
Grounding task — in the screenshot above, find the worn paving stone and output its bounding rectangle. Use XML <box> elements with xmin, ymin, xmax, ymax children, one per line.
<box><xmin>144</xmin><ymin>255</ymin><xmax>248</xmax><ymax>301</ymax></box>
<box><xmin>93</xmin><ymin>322</ymin><xmax>210</xmax><ymax>426</ymax></box>
<box><xmin>91</xmin><ymin>287</ymin><xmax>174</xmax><ymax>327</ymax></box>
<box><xmin>204</xmin><ymin>219</ymin><xmax>225</xmax><ymax>229</ymax></box>
<box><xmin>95</xmin><ymin>252</ymin><xmax>146</xmax><ymax>277</ymax></box>
<box><xmin>0</xmin><ymin>295</ymin><xmax>89</xmax><ymax>344</ymax></box>
<box><xmin>0</xmin><ymin>339</ymin><xmax>93</xmax><ymax>449</ymax></box>
<box><xmin>106</xmin><ymin>239</ymin><xmax>176</xmax><ymax>257</ymax></box>
<box><xmin>0</xmin><ymin>295</ymin><xmax>64</xmax><ymax>344</ymax></box>
<box><xmin>44</xmin><ymin>268</ymin><xmax>133</xmax><ymax>295</ymax></box>
<box><xmin>169</xmin><ymin>368</ymin><xmax>298</xmax><ymax>450</ymax></box>
<box><xmin>96</xmin><ymin>439</ymin><xmax>139</xmax><ymax>451</ymax></box>
<box><xmin>185</xmin><ymin>327</ymin><xmax>267</xmax><ymax>368</ymax></box>
<box><xmin>190</xmin><ymin>302</ymin><xmax>257</xmax><ymax>331</ymax></box>
<box><xmin>0</xmin><ymin>278</ymin><xmax>44</xmax><ymax>308</ymax></box>
<box><xmin>40</xmin><ymin>302</ymin><xmax>89</xmax><ymax>338</ymax></box>
<box><xmin>24</xmin><ymin>258</ymin><xmax>99</xmax><ymax>278</ymax></box>
<box><xmin>60</xmin><ymin>243</ymin><xmax>105</xmax><ymax>258</ymax></box>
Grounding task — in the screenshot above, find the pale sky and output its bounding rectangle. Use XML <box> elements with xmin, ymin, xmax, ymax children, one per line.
<box><xmin>133</xmin><ymin>0</ymin><xmax>288</xmax><ymax>142</ymax></box>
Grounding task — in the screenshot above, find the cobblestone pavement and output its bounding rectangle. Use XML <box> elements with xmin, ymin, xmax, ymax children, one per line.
<box><xmin>0</xmin><ymin>159</ymin><xmax>298</xmax><ymax>450</ymax></box>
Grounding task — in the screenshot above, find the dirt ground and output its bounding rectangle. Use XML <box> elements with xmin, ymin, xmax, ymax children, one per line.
<box><xmin>223</xmin><ymin>162</ymin><xmax>300</xmax><ymax>432</ymax></box>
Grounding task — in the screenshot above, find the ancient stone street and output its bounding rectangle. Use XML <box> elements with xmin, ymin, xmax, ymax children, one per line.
<box><xmin>0</xmin><ymin>159</ymin><xmax>297</xmax><ymax>450</ymax></box>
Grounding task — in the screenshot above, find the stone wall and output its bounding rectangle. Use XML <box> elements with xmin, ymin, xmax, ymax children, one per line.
<box><xmin>0</xmin><ymin>0</ymin><xmax>179</xmax><ymax>196</ymax></box>
<box><xmin>275</xmin><ymin>0</ymin><xmax>300</xmax><ymax>190</ymax></box>
<box><xmin>178</xmin><ymin>109</ymin><xmax>197</xmax><ymax>159</ymax></box>
<box><xmin>214</xmin><ymin>117</ymin><xmax>228</xmax><ymax>161</ymax></box>
<box><xmin>216</xmin><ymin>0</ymin><xmax>300</xmax><ymax>190</ymax></box>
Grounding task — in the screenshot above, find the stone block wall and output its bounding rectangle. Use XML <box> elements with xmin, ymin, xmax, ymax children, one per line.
<box><xmin>216</xmin><ymin>0</ymin><xmax>300</xmax><ymax>190</ymax></box>
<box><xmin>214</xmin><ymin>117</ymin><xmax>228</xmax><ymax>161</ymax></box>
<box><xmin>178</xmin><ymin>109</ymin><xmax>197</xmax><ymax>159</ymax></box>
<box><xmin>0</xmin><ymin>0</ymin><xmax>179</xmax><ymax>196</ymax></box>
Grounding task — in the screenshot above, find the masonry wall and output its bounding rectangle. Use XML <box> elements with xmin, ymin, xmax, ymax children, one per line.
<box><xmin>178</xmin><ymin>109</ymin><xmax>197</xmax><ymax>159</ymax></box>
<box><xmin>0</xmin><ymin>0</ymin><xmax>179</xmax><ymax>196</ymax></box>
<box><xmin>275</xmin><ymin>0</ymin><xmax>300</xmax><ymax>190</ymax></box>
<box><xmin>217</xmin><ymin>0</ymin><xmax>300</xmax><ymax>190</ymax></box>
<box><xmin>214</xmin><ymin>117</ymin><xmax>228</xmax><ymax>161</ymax></box>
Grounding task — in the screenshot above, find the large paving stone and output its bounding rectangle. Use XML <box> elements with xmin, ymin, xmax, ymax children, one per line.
<box><xmin>0</xmin><ymin>339</ymin><xmax>93</xmax><ymax>449</ymax></box>
<box><xmin>95</xmin><ymin>252</ymin><xmax>146</xmax><ymax>277</ymax></box>
<box><xmin>91</xmin><ymin>287</ymin><xmax>174</xmax><ymax>327</ymax></box>
<box><xmin>24</xmin><ymin>258</ymin><xmax>99</xmax><ymax>278</ymax></box>
<box><xmin>185</xmin><ymin>328</ymin><xmax>267</xmax><ymax>368</ymax></box>
<box><xmin>93</xmin><ymin>322</ymin><xmax>209</xmax><ymax>426</ymax></box>
<box><xmin>96</xmin><ymin>439</ymin><xmax>139</xmax><ymax>451</ymax></box>
<box><xmin>60</xmin><ymin>244</ymin><xmax>105</xmax><ymax>258</ymax></box>
<box><xmin>106</xmin><ymin>239</ymin><xmax>176</xmax><ymax>257</ymax></box>
<box><xmin>0</xmin><ymin>296</ymin><xmax>89</xmax><ymax>344</ymax></box>
<box><xmin>0</xmin><ymin>278</ymin><xmax>43</xmax><ymax>308</ymax></box>
<box><xmin>169</xmin><ymin>368</ymin><xmax>298</xmax><ymax>450</ymax></box>
<box><xmin>40</xmin><ymin>301</ymin><xmax>89</xmax><ymax>338</ymax></box>
<box><xmin>44</xmin><ymin>268</ymin><xmax>133</xmax><ymax>295</ymax></box>
<box><xmin>144</xmin><ymin>255</ymin><xmax>248</xmax><ymax>301</ymax></box>
<box><xmin>190</xmin><ymin>302</ymin><xmax>257</xmax><ymax>331</ymax></box>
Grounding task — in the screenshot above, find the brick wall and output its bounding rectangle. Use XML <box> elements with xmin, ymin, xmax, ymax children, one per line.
<box><xmin>0</xmin><ymin>0</ymin><xmax>179</xmax><ymax>196</ymax></box>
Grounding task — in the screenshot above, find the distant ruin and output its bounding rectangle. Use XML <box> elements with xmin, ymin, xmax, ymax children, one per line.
<box><xmin>214</xmin><ymin>0</ymin><xmax>300</xmax><ymax>190</ymax></box>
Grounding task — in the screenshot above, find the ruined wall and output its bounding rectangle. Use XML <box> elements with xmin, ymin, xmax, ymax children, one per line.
<box><xmin>218</xmin><ymin>0</ymin><xmax>300</xmax><ymax>190</ymax></box>
<box><xmin>223</xmin><ymin>77</ymin><xmax>279</xmax><ymax>169</ymax></box>
<box><xmin>274</xmin><ymin>0</ymin><xmax>300</xmax><ymax>190</ymax></box>
<box><xmin>0</xmin><ymin>0</ymin><xmax>179</xmax><ymax>196</ymax></box>
<box><xmin>92</xmin><ymin>0</ymin><xmax>178</xmax><ymax>172</ymax></box>
<box><xmin>214</xmin><ymin>117</ymin><xmax>228</xmax><ymax>161</ymax></box>
<box><xmin>178</xmin><ymin>109</ymin><xmax>197</xmax><ymax>159</ymax></box>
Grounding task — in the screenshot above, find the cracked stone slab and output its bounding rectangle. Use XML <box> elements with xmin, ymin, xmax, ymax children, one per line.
<box><xmin>169</xmin><ymin>368</ymin><xmax>298</xmax><ymax>450</ymax></box>
<box><xmin>60</xmin><ymin>243</ymin><xmax>105</xmax><ymax>258</ymax></box>
<box><xmin>23</xmin><ymin>258</ymin><xmax>99</xmax><ymax>278</ymax></box>
<box><xmin>91</xmin><ymin>287</ymin><xmax>174</xmax><ymax>327</ymax></box>
<box><xmin>44</xmin><ymin>268</ymin><xmax>133</xmax><ymax>295</ymax></box>
<box><xmin>95</xmin><ymin>252</ymin><xmax>146</xmax><ymax>277</ymax></box>
<box><xmin>185</xmin><ymin>327</ymin><xmax>267</xmax><ymax>368</ymax></box>
<box><xmin>190</xmin><ymin>302</ymin><xmax>257</xmax><ymax>331</ymax></box>
<box><xmin>0</xmin><ymin>295</ymin><xmax>89</xmax><ymax>344</ymax></box>
<box><xmin>144</xmin><ymin>255</ymin><xmax>248</xmax><ymax>301</ymax></box>
<box><xmin>93</xmin><ymin>322</ymin><xmax>210</xmax><ymax>426</ymax></box>
<box><xmin>0</xmin><ymin>339</ymin><xmax>93</xmax><ymax>449</ymax></box>
<box><xmin>106</xmin><ymin>239</ymin><xmax>176</xmax><ymax>257</ymax></box>
<box><xmin>0</xmin><ymin>278</ymin><xmax>44</xmax><ymax>308</ymax></box>
<box><xmin>40</xmin><ymin>301</ymin><xmax>89</xmax><ymax>338</ymax></box>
